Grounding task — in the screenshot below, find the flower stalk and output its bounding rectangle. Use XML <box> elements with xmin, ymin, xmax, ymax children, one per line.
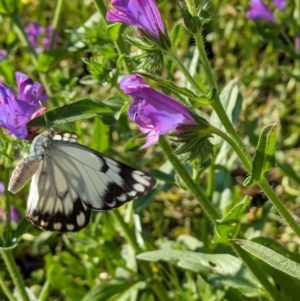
<box><xmin>159</xmin><ymin>136</ymin><xmax>219</xmax><ymax>221</ymax></box>
<box><xmin>50</xmin><ymin>0</ymin><xmax>63</xmax><ymax>49</ymax></box>
<box><xmin>167</xmin><ymin>50</ymin><xmax>205</xmax><ymax>94</ymax></box>
<box><xmin>0</xmin><ymin>250</ymin><xmax>30</xmax><ymax>301</ymax></box>
<box><xmin>0</xmin><ymin>274</ymin><xmax>16</xmax><ymax>301</ymax></box>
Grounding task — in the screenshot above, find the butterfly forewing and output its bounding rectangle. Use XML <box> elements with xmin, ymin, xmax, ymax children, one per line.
<box><xmin>50</xmin><ymin>142</ymin><xmax>156</xmax><ymax>210</ymax></box>
<box><xmin>11</xmin><ymin>128</ymin><xmax>156</xmax><ymax>232</ymax></box>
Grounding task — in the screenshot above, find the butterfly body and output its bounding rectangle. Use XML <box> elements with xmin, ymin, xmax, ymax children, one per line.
<box><xmin>9</xmin><ymin>128</ymin><xmax>156</xmax><ymax>232</ymax></box>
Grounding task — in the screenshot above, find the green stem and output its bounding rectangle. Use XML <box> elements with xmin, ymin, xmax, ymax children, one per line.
<box><xmin>206</xmin><ymin>162</ymin><xmax>215</xmax><ymax>199</ymax></box>
<box><xmin>38</xmin><ymin>279</ymin><xmax>50</xmax><ymax>301</ymax></box>
<box><xmin>210</xmin><ymin>126</ymin><xmax>251</xmax><ymax>172</ymax></box>
<box><xmin>294</xmin><ymin>0</ymin><xmax>300</xmax><ymax>111</ymax></box>
<box><xmin>167</xmin><ymin>50</ymin><xmax>204</xmax><ymax>94</ymax></box>
<box><xmin>0</xmin><ymin>250</ymin><xmax>30</xmax><ymax>301</ymax></box>
<box><xmin>5</xmin><ymin>143</ymin><xmax>14</xmax><ymax>245</ymax></box>
<box><xmin>159</xmin><ymin>136</ymin><xmax>219</xmax><ymax>221</ymax></box>
<box><xmin>50</xmin><ymin>0</ymin><xmax>64</xmax><ymax>49</ymax></box>
<box><xmin>0</xmin><ymin>274</ymin><xmax>16</xmax><ymax>301</ymax></box>
<box><xmin>110</xmin><ymin>210</ymin><xmax>140</xmax><ymax>251</ymax></box>
<box><xmin>193</xmin><ymin>30</ymin><xmax>242</xmax><ymax>144</ymax></box>
<box><xmin>258</xmin><ymin>178</ymin><xmax>300</xmax><ymax>238</ymax></box>
<box><xmin>231</xmin><ymin>242</ymin><xmax>288</xmax><ymax>301</ymax></box>
<box><xmin>11</xmin><ymin>14</ymin><xmax>50</xmax><ymax>94</ymax></box>
<box><xmin>5</xmin><ymin>169</ymin><xmax>12</xmax><ymax>245</ymax></box>
<box><xmin>12</xmin><ymin>14</ymin><xmax>38</xmax><ymax>64</ymax></box>
<box><xmin>193</xmin><ymin>30</ymin><xmax>217</xmax><ymax>90</ymax></box>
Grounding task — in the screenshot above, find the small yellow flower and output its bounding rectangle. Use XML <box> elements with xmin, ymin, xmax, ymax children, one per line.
<box><xmin>150</xmin><ymin>263</ymin><xmax>159</xmax><ymax>273</ymax></box>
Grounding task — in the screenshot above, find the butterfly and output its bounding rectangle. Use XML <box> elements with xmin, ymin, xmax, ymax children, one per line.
<box><xmin>8</xmin><ymin>128</ymin><xmax>156</xmax><ymax>232</ymax></box>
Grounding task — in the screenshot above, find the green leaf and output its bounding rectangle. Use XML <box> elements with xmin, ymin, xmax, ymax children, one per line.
<box><xmin>211</xmin><ymin>165</ymin><xmax>233</xmax><ymax>211</ymax></box>
<box><xmin>90</xmin><ymin>118</ymin><xmax>110</xmax><ymax>153</ymax></box>
<box><xmin>136</xmin><ymin>72</ymin><xmax>213</xmax><ymax>105</ymax></box>
<box><xmin>198</xmin><ymin>9</ymin><xmax>211</xmax><ymax>25</ymax></box>
<box><xmin>252</xmin><ymin>237</ymin><xmax>300</xmax><ymax>264</ymax></box>
<box><xmin>82</xmin><ymin>55</ymin><xmax>111</xmax><ymax>83</ymax></box>
<box><xmin>233</xmin><ymin>239</ymin><xmax>300</xmax><ymax>280</ymax></box>
<box><xmin>107</xmin><ymin>23</ymin><xmax>123</xmax><ymax>41</ymax></box>
<box><xmin>244</xmin><ymin>123</ymin><xmax>277</xmax><ymax>186</ymax></box>
<box><xmin>36</xmin><ymin>49</ymin><xmax>68</xmax><ymax>73</ymax></box>
<box><xmin>210</xmin><ymin>79</ymin><xmax>242</xmax><ymax>145</ymax></box>
<box><xmin>102</xmin><ymin>96</ymin><xmax>125</xmax><ymax>111</ymax></box>
<box><xmin>27</xmin><ymin>99</ymin><xmax>115</xmax><ymax>127</ymax></box>
<box><xmin>137</xmin><ymin>250</ymin><xmax>263</xmax><ymax>297</ymax></box>
<box><xmin>250</xmin><ymin>237</ymin><xmax>300</xmax><ymax>301</ymax></box>
<box><xmin>0</xmin><ymin>0</ymin><xmax>22</xmax><ymax>14</ymax></box>
<box><xmin>62</xmin><ymin>287</ymin><xmax>86</xmax><ymax>301</ymax></box>
<box><xmin>170</xmin><ymin>23</ymin><xmax>184</xmax><ymax>46</ymax></box>
<box><xmin>215</xmin><ymin>197</ymin><xmax>251</xmax><ymax>244</ymax></box>
<box><xmin>81</xmin><ymin>280</ymin><xmax>145</xmax><ymax>301</ymax></box>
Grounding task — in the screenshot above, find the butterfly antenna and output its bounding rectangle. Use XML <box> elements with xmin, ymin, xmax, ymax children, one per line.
<box><xmin>39</xmin><ymin>100</ymin><xmax>49</xmax><ymax>127</ymax></box>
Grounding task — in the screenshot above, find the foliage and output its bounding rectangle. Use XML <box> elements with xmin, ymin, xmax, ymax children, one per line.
<box><xmin>0</xmin><ymin>0</ymin><xmax>299</xmax><ymax>300</ymax></box>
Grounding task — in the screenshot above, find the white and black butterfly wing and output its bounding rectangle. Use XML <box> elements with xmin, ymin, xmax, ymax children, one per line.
<box><xmin>26</xmin><ymin>133</ymin><xmax>156</xmax><ymax>232</ymax></box>
<box><xmin>27</xmin><ymin>155</ymin><xmax>91</xmax><ymax>232</ymax></box>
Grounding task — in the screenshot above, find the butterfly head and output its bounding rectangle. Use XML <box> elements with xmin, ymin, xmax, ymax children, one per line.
<box><xmin>43</xmin><ymin>127</ymin><xmax>56</xmax><ymax>139</ymax></box>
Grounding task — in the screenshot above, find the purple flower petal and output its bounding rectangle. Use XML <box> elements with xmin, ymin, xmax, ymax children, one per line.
<box><xmin>0</xmin><ymin>49</ymin><xmax>7</xmax><ymax>61</ymax></box>
<box><xmin>0</xmin><ymin>72</ymin><xmax>48</xmax><ymax>138</ymax></box>
<box><xmin>11</xmin><ymin>206</ymin><xmax>21</xmax><ymax>222</ymax></box>
<box><xmin>273</xmin><ymin>0</ymin><xmax>286</xmax><ymax>10</ymax></box>
<box><xmin>247</xmin><ymin>0</ymin><xmax>275</xmax><ymax>22</ymax></box>
<box><xmin>0</xmin><ymin>206</ymin><xmax>20</xmax><ymax>223</ymax></box>
<box><xmin>16</xmin><ymin>72</ymin><xmax>48</xmax><ymax>104</ymax></box>
<box><xmin>25</xmin><ymin>22</ymin><xmax>45</xmax><ymax>49</ymax></box>
<box><xmin>42</xmin><ymin>26</ymin><xmax>58</xmax><ymax>50</ymax></box>
<box><xmin>0</xmin><ymin>181</ymin><xmax>4</xmax><ymax>195</ymax></box>
<box><xmin>106</xmin><ymin>0</ymin><xmax>165</xmax><ymax>41</ymax></box>
<box><xmin>24</xmin><ymin>22</ymin><xmax>58</xmax><ymax>51</ymax></box>
<box><xmin>120</xmin><ymin>74</ymin><xmax>197</xmax><ymax>148</ymax></box>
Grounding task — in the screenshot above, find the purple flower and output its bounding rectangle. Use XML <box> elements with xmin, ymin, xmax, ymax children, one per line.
<box><xmin>0</xmin><ymin>182</ymin><xmax>20</xmax><ymax>223</ymax></box>
<box><xmin>273</xmin><ymin>0</ymin><xmax>286</xmax><ymax>10</ymax></box>
<box><xmin>106</xmin><ymin>0</ymin><xmax>165</xmax><ymax>41</ymax></box>
<box><xmin>247</xmin><ymin>0</ymin><xmax>275</xmax><ymax>22</ymax></box>
<box><xmin>0</xmin><ymin>49</ymin><xmax>7</xmax><ymax>61</ymax></box>
<box><xmin>25</xmin><ymin>22</ymin><xmax>45</xmax><ymax>49</ymax></box>
<box><xmin>120</xmin><ymin>74</ymin><xmax>197</xmax><ymax>148</ymax></box>
<box><xmin>0</xmin><ymin>72</ymin><xmax>48</xmax><ymax>138</ymax></box>
<box><xmin>0</xmin><ymin>181</ymin><xmax>4</xmax><ymax>194</ymax></box>
<box><xmin>0</xmin><ymin>206</ymin><xmax>21</xmax><ymax>223</ymax></box>
<box><xmin>25</xmin><ymin>22</ymin><xmax>58</xmax><ymax>51</ymax></box>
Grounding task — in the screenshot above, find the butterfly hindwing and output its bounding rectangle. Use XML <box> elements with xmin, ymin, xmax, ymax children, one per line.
<box><xmin>26</xmin><ymin>156</ymin><xmax>91</xmax><ymax>232</ymax></box>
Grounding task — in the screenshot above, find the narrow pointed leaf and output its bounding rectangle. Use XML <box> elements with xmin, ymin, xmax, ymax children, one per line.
<box><xmin>244</xmin><ymin>123</ymin><xmax>277</xmax><ymax>186</ymax></box>
<box><xmin>137</xmin><ymin>250</ymin><xmax>263</xmax><ymax>297</ymax></box>
<box><xmin>136</xmin><ymin>72</ymin><xmax>212</xmax><ymax>104</ymax></box>
<box><xmin>233</xmin><ymin>239</ymin><xmax>300</xmax><ymax>280</ymax></box>
<box><xmin>215</xmin><ymin>197</ymin><xmax>251</xmax><ymax>244</ymax></box>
